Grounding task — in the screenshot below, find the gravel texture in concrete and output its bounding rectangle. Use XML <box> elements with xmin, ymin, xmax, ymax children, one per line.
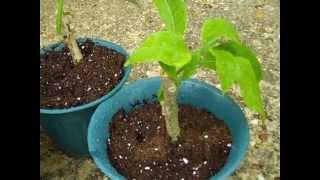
<box><xmin>40</xmin><ymin>0</ymin><xmax>279</xmax><ymax>179</ymax></box>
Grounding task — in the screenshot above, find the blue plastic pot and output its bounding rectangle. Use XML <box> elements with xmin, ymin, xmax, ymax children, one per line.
<box><xmin>40</xmin><ymin>38</ymin><xmax>131</xmax><ymax>157</ymax></box>
<box><xmin>88</xmin><ymin>77</ymin><xmax>249</xmax><ymax>179</ymax></box>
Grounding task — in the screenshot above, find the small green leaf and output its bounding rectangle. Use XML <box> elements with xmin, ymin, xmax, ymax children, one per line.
<box><xmin>178</xmin><ymin>51</ymin><xmax>199</xmax><ymax>80</ymax></box>
<box><xmin>199</xmin><ymin>48</ymin><xmax>216</xmax><ymax>70</ymax></box>
<box><xmin>236</xmin><ymin>57</ymin><xmax>265</xmax><ymax>117</ymax></box>
<box><xmin>210</xmin><ymin>49</ymin><xmax>238</xmax><ymax>92</ymax></box>
<box><xmin>153</xmin><ymin>0</ymin><xmax>187</xmax><ymax>35</ymax></box>
<box><xmin>159</xmin><ymin>62</ymin><xmax>178</xmax><ymax>81</ymax></box>
<box><xmin>56</xmin><ymin>0</ymin><xmax>64</xmax><ymax>34</ymax></box>
<box><xmin>157</xmin><ymin>82</ymin><xmax>164</xmax><ymax>103</ymax></box>
<box><xmin>201</xmin><ymin>18</ymin><xmax>240</xmax><ymax>46</ymax></box>
<box><xmin>125</xmin><ymin>31</ymin><xmax>192</xmax><ymax>69</ymax></box>
<box><xmin>217</xmin><ymin>40</ymin><xmax>263</xmax><ymax>81</ymax></box>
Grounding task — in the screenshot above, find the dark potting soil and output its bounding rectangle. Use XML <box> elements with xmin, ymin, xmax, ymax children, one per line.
<box><xmin>40</xmin><ymin>39</ymin><xmax>125</xmax><ymax>109</ymax></box>
<box><xmin>108</xmin><ymin>102</ymin><xmax>232</xmax><ymax>180</ymax></box>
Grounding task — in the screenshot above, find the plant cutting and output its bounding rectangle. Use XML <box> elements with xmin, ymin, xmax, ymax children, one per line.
<box><xmin>40</xmin><ymin>0</ymin><xmax>131</xmax><ymax>156</ymax></box>
<box><xmin>88</xmin><ymin>0</ymin><xmax>265</xmax><ymax>178</ymax></box>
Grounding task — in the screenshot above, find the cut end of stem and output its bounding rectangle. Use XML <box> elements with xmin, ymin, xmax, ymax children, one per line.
<box><xmin>62</xmin><ymin>14</ymin><xmax>83</xmax><ymax>64</ymax></box>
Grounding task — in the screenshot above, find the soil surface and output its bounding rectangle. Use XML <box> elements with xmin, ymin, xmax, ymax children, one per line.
<box><xmin>40</xmin><ymin>39</ymin><xmax>125</xmax><ymax>109</ymax></box>
<box><xmin>108</xmin><ymin>102</ymin><xmax>232</xmax><ymax>180</ymax></box>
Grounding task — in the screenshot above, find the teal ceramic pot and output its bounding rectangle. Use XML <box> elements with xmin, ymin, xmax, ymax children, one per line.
<box><xmin>88</xmin><ymin>77</ymin><xmax>249</xmax><ymax>179</ymax></box>
<box><xmin>40</xmin><ymin>38</ymin><xmax>131</xmax><ymax>157</ymax></box>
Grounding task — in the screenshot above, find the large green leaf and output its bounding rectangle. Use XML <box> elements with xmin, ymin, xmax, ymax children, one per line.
<box><xmin>125</xmin><ymin>31</ymin><xmax>192</xmax><ymax>70</ymax></box>
<box><xmin>209</xmin><ymin>49</ymin><xmax>265</xmax><ymax>117</ymax></box>
<box><xmin>201</xmin><ymin>18</ymin><xmax>240</xmax><ymax>46</ymax></box>
<box><xmin>153</xmin><ymin>0</ymin><xmax>187</xmax><ymax>35</ymax></box>
<box><xmin>236</xmin><ymin>57</ymin><xmax>265</xmax><ymax>117</ymax></box>
<box><xmin>210</xmin><ymin>49</ymin><xmax>238</xmax><ymax>92</ymax></box>
<box><xmin>56</xmin><ymin>0</ymin><xmax>64</xmax><ymax>34</ymax></box>
<box><xmin>217</xmin><ymin>40</ymin><xmax>263</xmax><ymax>81</ymax></box>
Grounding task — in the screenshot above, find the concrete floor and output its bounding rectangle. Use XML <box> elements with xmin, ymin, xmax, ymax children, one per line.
<box><xmin>40</xmin><ymin>0</ymin><xmax>280</xmax><ymax>179</ymax></box>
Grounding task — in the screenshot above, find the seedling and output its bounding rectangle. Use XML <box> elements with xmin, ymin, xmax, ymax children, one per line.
<box><xmin>55</xmin><ymin>0</ymin><xmax>83</xmax><ymax>64</ymax></box>
<box><xmin>125</xmin><ymin>0</ymin><xmax>266</xmax><ymax>142</ymax></box>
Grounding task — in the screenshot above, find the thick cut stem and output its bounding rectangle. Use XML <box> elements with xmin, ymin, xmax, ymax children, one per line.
<box><xmin>63</xmin><ymin>15</ymin><xmax>83</xmax><ymax>64</ymax></box>
<box><xmin>160</xmin><ymin>70</ymin><xmax>181</xmax><ymax>142</ymax></box>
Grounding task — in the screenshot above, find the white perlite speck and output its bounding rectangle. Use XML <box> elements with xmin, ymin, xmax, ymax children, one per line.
<box><xmin>77</xmin><ymin>97</ymin><xmax>81</xmax><ymax>101</ymax></box>
<box><xmin>227</xmin><ymin>143</ymin><xmax>231</xmax><ymax>147</ymax></box>
<box><xmin>193</xmin><ymin>171</ymin><xmax>197</xmax><ymax>175</ymax></box>
<box><xmin>203</xmin><ymin>161</ymin><xmax>207</xmax><ymax>165</ymax></box>
<box><xmin>204</xmin><ymin>135</ymin><xmax>209</xmax><ymax>139</ymax></box>
<box><xmin>144</xmin><ymin>166</ymin><xmax>151</xmax><ymax>170</ymax></box>
<box><xmin>181</xmin><ymin>158</ymin><xmax>189</xmax><ymax>164</ymax></box>
<box><xmin>154</xmin><ymin>148</ymin><xmax>159</xmax><ymax>151</ymax></box>
<box><xmin>119</xmin><ymin>155</ymin><xmax>123</xmax><ymax>159</ymax></box>
<box><xmin>128</xmin><ymin>143</ymin><xmax>131</xmax><ymax>146</ymax></box>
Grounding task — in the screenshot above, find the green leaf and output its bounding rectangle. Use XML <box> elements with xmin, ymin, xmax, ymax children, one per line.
<box><xmin>217</xmin><ymin>40</ymin><xmax>263</xmax><ymax>81</ymax></box>
<box><xmin>201</xmin><ymin>18</ymin><xmax>240</xmax><ymax>46</ymax></box>
<box><xmin>159</xmin><ymin>62</ymin><xmax>178</xmax><ymax>81</ymax></box>
<box><xmin>153</xmin><ymin>0</ymin><xmax>187</xmax><ymax>35</ymax></box>
<box><xmin>210</xmin><ymin>49</ymin><xmax>238</xmax><ymax>92</ymax></box>
<box><xmin>56</xmin><ymin>0</ymin><xmax>64</xmax><ymax>34</ymax></box>
<box><xmin>199</xmin><ymin>48</ymin><xmax>216</xmax><ymax>70</ymax></box>
<box><xmin>236</xmin><ymin>57</ymin><xmax>265</xmax><ymax>117</ymax></box>
<box><xmin>125</xmin><ymin>31</ymin><xmax>192</xmax><ymax>70</ymax></box>
<box><xmin>157</xmin><ymin>82</ymin><xmax>164</xmax><ymax>103</ymax></box>
<box><xmin>178</xmin><ymin>51</ymin><xmax>199</xmax><ymax>80</ymax></box>
<box><xmin>209</xmin><ymin>49</ymin><xmax>265</xmax><ymax>117</ymax></box>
